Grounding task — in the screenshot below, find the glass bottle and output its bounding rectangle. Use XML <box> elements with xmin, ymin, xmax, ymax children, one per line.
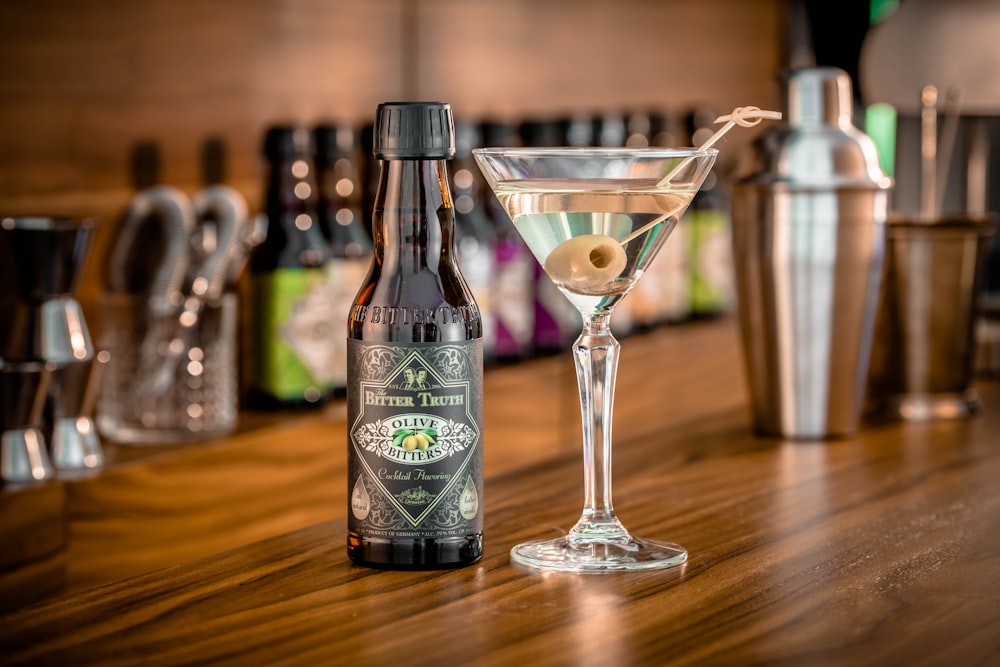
<box><xmin>314</xmin><ymin>123</ymin><xmax>374</xmax><ymax>396</ymax></box>
<box><xmin>591</xmin><ymin>110</ymin><xmax>635</xmax><ymax>339</ymax></box>
<box><xmin>686</xmin><ymin>107</ymin><xmax>736</xmax><ymax>318</ymax></box>
<box><xmin>347</xmin><ymin>102</ymin><xmax>484</xmax><ymax>569</ymax></box>
<box><xmin>451</xmin><ymin>119</ymin><xmax>497</xmax><ymax>363</ymax></box>
<box><xmin>626</xmin><ymin>109</ymin><xmax>692</xmax><ymax>329</ymax></box>
<box><xmin>520</xmin><ymin>118</ymin><xmax>583</xmax><ymax>354</ymax></box>
<box><xmin>246</xmin><ymin>125</ymin><xmax>336</xmax><ymax>409</ymax></box>
<box><xmin>480</xmin><ymin>119</ymin><xmax>534</xmax><ymax>362</ymax></box>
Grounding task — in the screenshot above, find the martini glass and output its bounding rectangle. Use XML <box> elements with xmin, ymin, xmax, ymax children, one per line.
<box><xmin>474</xmin><ymin>147</ymin><xmax>717</xmax><ymax>572</ymax></box>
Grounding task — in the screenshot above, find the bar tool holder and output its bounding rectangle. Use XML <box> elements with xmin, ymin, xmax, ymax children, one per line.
<box><xmin>98</xmin><ymin>185</ymin><xmax>247</xmax><ymax>444</ymax></box>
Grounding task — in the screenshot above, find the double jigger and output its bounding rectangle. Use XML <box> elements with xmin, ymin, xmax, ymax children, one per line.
<box><xmin>0</xmin><ymin>216</ymin><xmax>105</xmax><ymax>484</ymax></box>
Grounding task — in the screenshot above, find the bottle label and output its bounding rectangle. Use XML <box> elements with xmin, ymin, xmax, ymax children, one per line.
<box><xmin>533</xmin><ymin>264</ymin><xmax>582</xmax><ymax>349</ymax></box>
<box><xmin>633</xmin><ymin>222</ymin><xmax>689</xmax><ymax>325</ymax></box>
<box><xmin>323</xmin><ymin>257</ymin><xmax>369</xmax><ymax>388</ymax></box>
<box><xmin>457</xmin><ymin>235</ymin><xmax>496</xmax><ymax>358</ymax></box>
<box><xmin>251</xmin><ymin>267</ymin><xmax>337</xmax><ymax>400</ymax></box>
<box><xmin>493</xmin><ymin>238</ymin><xmax>534</xmax><ymax>356</ymax></box>
<box><xmin>688</xmin><ymin>209</ymin><xmax>734</xmax><ymax>315</ymax></box>
<box><xmin>347</xmin><ymin>339</ymin><xmax>484</xmax><ymax>539</ymax></box>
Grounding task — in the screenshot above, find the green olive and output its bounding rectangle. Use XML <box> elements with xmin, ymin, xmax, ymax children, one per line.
<box><xmin>402</xmin><ymin>435</ymin><xmax>419</xmax><ymax>451</ymax></box>
<box><xmin>543</xmin><ymin>234</ymin><xmax>627</xmax><ymax>290</ymax></box>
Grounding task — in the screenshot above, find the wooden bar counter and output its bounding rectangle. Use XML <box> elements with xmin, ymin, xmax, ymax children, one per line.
<box><xmin>1</xmin><ymin>318</ymin><xmax>998</xmax><ymax>666</ymax></box>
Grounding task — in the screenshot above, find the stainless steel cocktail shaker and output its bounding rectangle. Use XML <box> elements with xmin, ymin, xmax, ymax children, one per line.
<box><xmin>731</xmin><ymin>67</ymin><xmax>893</xmax><ymax>439</ymax></box>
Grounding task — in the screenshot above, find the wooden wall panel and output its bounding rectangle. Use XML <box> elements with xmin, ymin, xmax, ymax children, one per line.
<box><xmin>0</xmin><ymin>0</ymin><xmax>783</xmax><ymax>326</ymax></box>
<box><xmin>417</xmin><ymin>0</ymin><xmax>783</xmax><ymax>125</ymax></box>
<box><xmin>0</xmin><ymin>0</ymin><xmax>404</xmax><ymax>196</ymax></box>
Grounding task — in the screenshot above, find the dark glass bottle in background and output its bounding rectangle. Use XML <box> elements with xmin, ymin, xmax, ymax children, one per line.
<box><xmin>359</xmin><ymin>123</ymin><xmax>380</xmax><ymax>242</ymax></box>
<box><xmin>520</xmin><ymin>118</ymin><xmax>582</xmax><ymax>354</ymax></box>
<box><xmin>591</xmin><ymin>110</ymin><xmax>627</xmax><ymax>150</ymax></box>
<box><xmin>480</xmin><ymin>119</ymin><xmax>534</xmax><ymax>362</ymax></box>
<box><xmin>314</xmin><ymin>123</ymin><xmax>372</xmax><ymax>255</ymax></box>
<box><xmin>685</xmin><ymin>107</ymin><xmax>736</xmax><ymax>318</ymax></box>
<box><xmin>590</xmin><ymin>110</ymin><xmax>635</xmax><ymax>339</ymax></box>
<box><xmin>347</xmin><ymin>102</ymin><xmax>484</xmax><ymax>569</ymax></box>
<box><xmin>560</xmin><ymin>112</ymin><xmax>594</xmax><ymax>148</ymax></box>
<box><xmin>314</xmin><ymin>123</ymin><xmax>374</xmax><ymax>397</ymax></box>
<box><xmin>451</xmin><ymin>119</ymin><xmax>497</xmax><ymax>363</ymax></box>
<box><xmin>246</xmin><ymin>125</ymin><xmax>337</xmax><ymax>410</ymax></box>
<box><xmin>622</xmin><ymin>109</ymin><xmax>693</xmax><ymax>330</ymax></box>
<box><xmin>624</xmin><ymin>110</ymin><xmax>652</xmax><ymax>148</ymax></box>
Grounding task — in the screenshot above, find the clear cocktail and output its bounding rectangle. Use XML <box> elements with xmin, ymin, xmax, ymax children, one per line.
<box><xmin>475</xmin><ymin>148</ymin><xmax>716</xmax><ymax>572</ymax></box>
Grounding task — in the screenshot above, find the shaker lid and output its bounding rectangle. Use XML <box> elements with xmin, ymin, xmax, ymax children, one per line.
<box><xmin>784</xmin><ymin>66</ymin><xmax>853</xmax><ymax>126</ymax></box>
<box><xmin>374</xmin><ymin>102</ymin><xmax>455</xmax><ymax>159</ymax></box>
<box><xmin>737</xmin><ymin>67</ymin><xmax>892</xmax><ymax>191</ymax></box>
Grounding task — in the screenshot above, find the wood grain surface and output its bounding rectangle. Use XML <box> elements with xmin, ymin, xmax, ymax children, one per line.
<box><xmin>0</xmin><ymin>482</ymin><xmax>65</xmax><ymax>615</ymax></box>
<box><xmin>1</xmin><ymin>319</ymin><xmax>998</xmax><ymax>666</ymax></box>
<box><xmin>28</xmin><ymin>318</ymin><xmax>741</xmax><ymax>594</ymax></box>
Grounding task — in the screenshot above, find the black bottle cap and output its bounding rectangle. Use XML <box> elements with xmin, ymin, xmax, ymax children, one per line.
<box><xmin>263</xmin><ymin>125</ymin><xmax>312</xmax><ymax>160</ymax></box>
<box><xmin>315</xmin><ymin>123</ymin><xmax>359</xmax><ymax>157</ymax></box>
<box><xmin>519</xmin><ymin>119</ymin><xmax>564</xmax><ymax>147</ymax></box>
<box><xmin>373</xmin><ymin>102</ymin><xmax>455</xmax><ymax>160</ymax></box>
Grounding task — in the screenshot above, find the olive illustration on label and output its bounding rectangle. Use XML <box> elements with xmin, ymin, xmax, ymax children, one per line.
<box><xmin>393</xmin><ymin>428</ymin><xmax>437</xmax><ymax>451</ymax></box>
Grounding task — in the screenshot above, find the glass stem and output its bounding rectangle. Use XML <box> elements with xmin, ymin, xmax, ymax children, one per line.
<box><xmin>569</xmin><ymin>312</ymin><xmax>629</xmax><ymax>544</ymax></box>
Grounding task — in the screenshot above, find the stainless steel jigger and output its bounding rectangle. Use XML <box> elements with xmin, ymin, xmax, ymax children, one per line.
<box><xmin>731</xmin><ymin>67</ymin><xmax>893</xmax><ymax>439</ymax></box>
<box><xmin>0</xmin><ymin>216</ymin><xmax>95</xmax><ymax>365</ymax></box>
<box><xmin>0</xmin><ymin>360</ymin><xmax>54</xmax><ymax>484</ymax></box>
<box><xmin>48</xmin><ymin>350</ymin><xmax>109</xmax><ymax>473</ymax></box>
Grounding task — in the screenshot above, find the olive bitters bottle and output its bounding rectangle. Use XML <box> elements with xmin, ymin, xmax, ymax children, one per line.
<box><xmin>346</xmin><ymin>102</ymin><xmax>484</xmax><ymax>568</ymax></box>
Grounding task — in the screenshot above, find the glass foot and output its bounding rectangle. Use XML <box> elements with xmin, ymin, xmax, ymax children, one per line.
<box><xmin>510</xmin><ymin>535</ymin><xmax>687</xmax><ymax>573</ymax></box>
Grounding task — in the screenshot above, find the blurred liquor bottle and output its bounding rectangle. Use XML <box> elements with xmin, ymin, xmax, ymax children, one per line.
<box><xmin>628</xmin><ymin>109</ymin><xmax>692</xmax><ymax>329</ymax></box>
<box><xmin>685</xmin><ymin>107</ymin><xmax>735</xmax><ymax>318</ymax></box>
<box><xmin>591</xmin><ymin>110</ymin><xmax>635</xmax><ymax>339</ymax></box>
<box><xmin>520</xmin><ymin>117</ymin><xmax>583</xmax><ymax>355</ymax></box>
<box><xmin>359</xmin><ymin>123</ymin><xmax>380</xmax><ymax>242</ymax></box>
<box><xmin>314</xmin><ymin>123</ymin><xmax>374</xmax><ymax>397</ymax></box>
<box><xmin>480</xmin><ymin>119</ymin><xmax>534</xmax><ymax>362</ymax></box>
<box><xmin>452</xmin><ymin>119</ymin><xmax>498</xmax><ymax>363</ymax></box>
<box><xmin>246</xmin><ymin>125</ymin><xmax>337</xmax><ymax>409</ymax></box>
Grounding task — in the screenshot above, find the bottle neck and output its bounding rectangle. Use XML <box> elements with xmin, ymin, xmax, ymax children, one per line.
<box><xmin>373</xmin><ymin>158</ymin><xmax>455</xmax><ymax>273</ymax></box>
<box><xmin>317</xmin><ymin>153</ymin><xmax>372</xmax><ymax>254</ymax></box>
<box><xmin>253</xmin><ymin>156</ymin><xmax>330</xmax><ymax>270</ymax></box>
